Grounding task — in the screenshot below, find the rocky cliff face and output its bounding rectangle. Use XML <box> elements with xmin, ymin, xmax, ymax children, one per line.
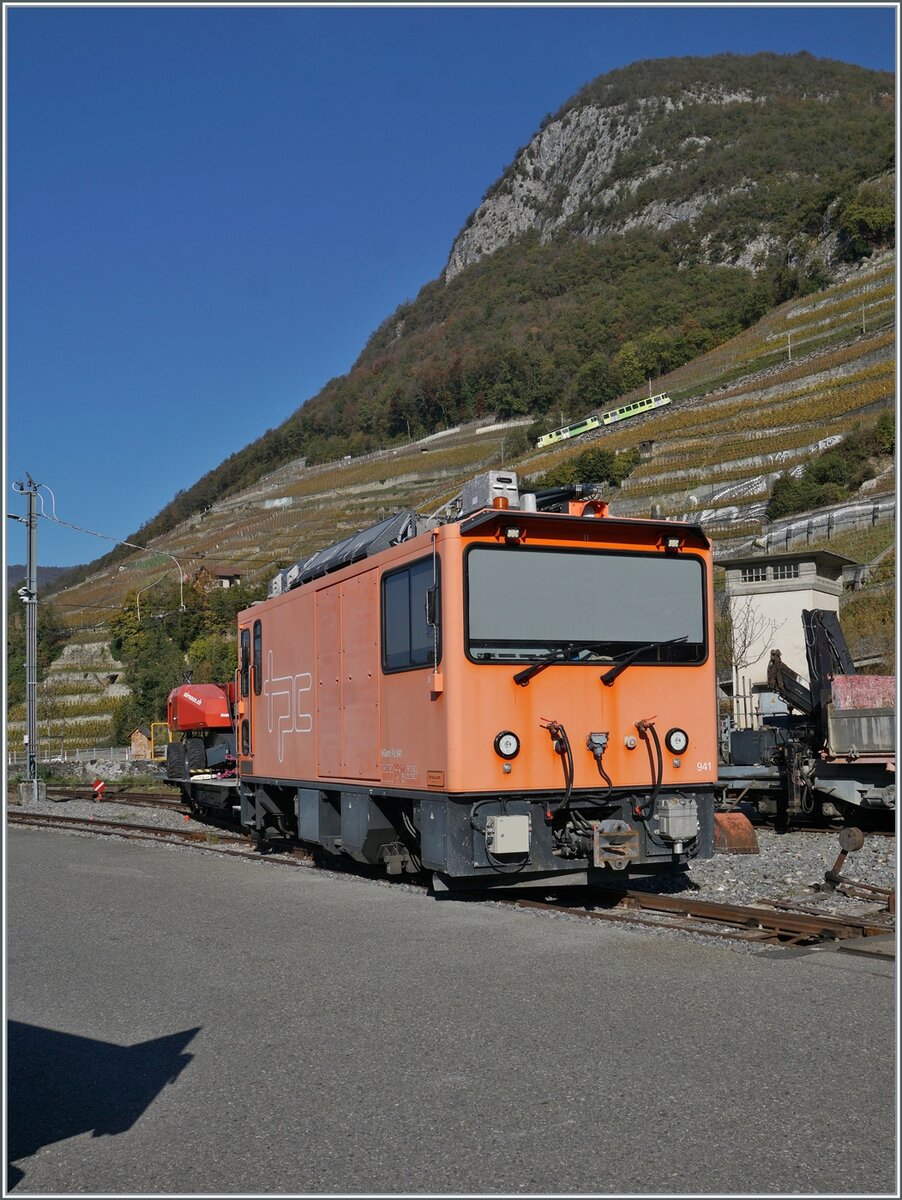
<box><xmin>445</xmin><ymin>55</ymin><xmax>893</xmax><ymax>282</ymax></box>
<box><xmin>446</xmin><ymin>88</ymin><xmax>753</xmax><ymax>279</ymax></box>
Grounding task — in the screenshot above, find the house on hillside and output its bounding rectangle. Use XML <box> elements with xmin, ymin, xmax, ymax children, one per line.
<box><xmin>193</xmin><ymin>564</ymin><xmax>242</xmax><ymax>591</ymax></box>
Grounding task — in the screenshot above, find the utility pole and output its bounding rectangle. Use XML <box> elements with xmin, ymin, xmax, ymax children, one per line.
<box><xmin>12</xmin><ymin>477</ymin><xmax>40</xmax><ymax>801</ymax></box>
<box><xmin>7</xmin><ymin>479</ymin><xmax>188</xmax><ymax>800</ymax></box>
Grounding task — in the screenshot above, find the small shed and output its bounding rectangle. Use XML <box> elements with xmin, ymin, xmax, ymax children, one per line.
<box><xmin>130</xmin><ymin>726</ymin><xmax>152</xmax><ymax>759</ymax></box>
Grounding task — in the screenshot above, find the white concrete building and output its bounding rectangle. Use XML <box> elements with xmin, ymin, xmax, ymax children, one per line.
<box><xmin>720</xmin><ymin>549</ymin><xmax>857</xmax><ymax>727</ymax></box>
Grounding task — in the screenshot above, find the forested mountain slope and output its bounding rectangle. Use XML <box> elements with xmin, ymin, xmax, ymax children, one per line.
<box><xmin>48</xmin><ymin>251</ymin><xmax>894</xmax><ymax>619</ymax></box>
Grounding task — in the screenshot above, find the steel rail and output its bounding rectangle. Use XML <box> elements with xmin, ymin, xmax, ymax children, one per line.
<box><xmin>42</xmin><ymin>786</ymin><xmax>184</xmax><ymax>809</ymax></box>
<box><xmin>24</xmin><ymin>788</ymin><xmax>896</xmax><ymax>835</ymax></box>
<box><xmin>617</xmin><ymin>888</ymin><xmax>890</xmax><ymax>941</ymax></box>
<box><xmin>756</xmin><ymin>896</ymin><xmax>894</xmax><ymax>930</ymax></box>
<box><xmin>507</xmin><ymin>896</ymin><xmax>776</xmax><ymax>944</ymax></box>
<box><xmin>505</xmin><ymin>887</ymin><xmax>894</xmax><ymax>947</ymax></box>
<box><xmin>7</xmin><ymin>810</ymin><xmax>246</xmax><ymax>845</ymax></box>
<box><xmin>8</xmin><ymin>812</ymin><xmax>317</xmax><ymax>867</ymax></box>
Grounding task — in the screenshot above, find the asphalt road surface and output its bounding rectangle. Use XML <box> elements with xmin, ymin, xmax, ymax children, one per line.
<box><xmin>7</xmin><ymin>828</ymin><xmax>896</xmax><ymax>1195</ymax></box>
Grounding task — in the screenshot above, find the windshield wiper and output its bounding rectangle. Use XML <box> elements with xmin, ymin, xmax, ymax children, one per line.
<box><xmin>599</xmin><ymin>635</ymin><xmax>688</xmax><ymax>688</ymax></box>
<box><xmin>513</xmin><ymin>640</ymin><xmax>614</xmax><ymax>687</ymax></box>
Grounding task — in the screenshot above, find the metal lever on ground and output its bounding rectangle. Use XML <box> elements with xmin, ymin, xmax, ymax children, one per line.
<box><xmin>823</xmin><ymin>827</ymin><xmax>895</xmax><ymax>914</ymax></box>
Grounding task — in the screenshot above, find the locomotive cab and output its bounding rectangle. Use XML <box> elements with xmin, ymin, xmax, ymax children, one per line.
<box><xmin>230</xmin><ymin>472</ymin><xmax>718</xmax><ymax>889</ymax></box>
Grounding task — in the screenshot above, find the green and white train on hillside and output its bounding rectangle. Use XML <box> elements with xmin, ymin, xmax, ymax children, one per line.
<box><xmin>536</xmin><ymin>392</ymin><xmax>672</xmax><ymax>449</ymax></box>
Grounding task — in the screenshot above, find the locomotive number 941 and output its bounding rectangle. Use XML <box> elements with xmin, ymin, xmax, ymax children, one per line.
<box><xmin>166</xmin><ymin>471</ymin><xmax>717</xmax><ymax>891</ymax></box>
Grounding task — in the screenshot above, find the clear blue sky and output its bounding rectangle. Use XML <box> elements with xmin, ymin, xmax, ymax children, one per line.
<box><xmin>5</xmin><ymin>3</ymin><xmax>897</xmax><ymax>567</ymax></box>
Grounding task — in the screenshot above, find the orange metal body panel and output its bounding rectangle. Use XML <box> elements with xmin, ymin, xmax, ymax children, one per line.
<box><xmin>238</xmin><ymin>510</ymin><xmax>717</xmax><ymax>798</ymax></box>
<box><xmin>314</xmin><ymin>584</ymin><xmax>342</xmax><ymax>775</ymax></box>
<box><xmin>435</xmin><ymin>519</ymin><xmax>716</xmax><ymax>795</ymax></box>
<box><xmin>314</xmin><ymin>573</ymin><xmax>381</xmax><ymax>780</ymax></box>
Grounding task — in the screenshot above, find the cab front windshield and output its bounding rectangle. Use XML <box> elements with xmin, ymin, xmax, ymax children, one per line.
<box><xmin>466</xmin><ymin>545</ymin><xmax>706</xmax><ymax>665</ymax></box>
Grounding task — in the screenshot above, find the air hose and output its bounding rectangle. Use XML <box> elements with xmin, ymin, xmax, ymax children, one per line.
<box><xmin>635</xmin><ymin>717</ymin><xmax>663</xmax><ymax>819</ymax></box>
<box><xmin>541</xmin><ymin>719</ymin><xmax>574</xmax><ymax>818</ymax></box>
<box><xmin>532</xmin><ymin>482</ymin><xmax>600</xmax><ymax>511</ymax></box>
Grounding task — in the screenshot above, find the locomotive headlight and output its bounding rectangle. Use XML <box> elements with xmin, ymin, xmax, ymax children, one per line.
<box><xmin>665</xmin><ymin>727</ymin><xmax>689</xmax><ymax>754</ymax></box>
<box><xmin>494</xmin><ymin>731</ymin><xmax>520</xmax><ymax>759</ymax></box>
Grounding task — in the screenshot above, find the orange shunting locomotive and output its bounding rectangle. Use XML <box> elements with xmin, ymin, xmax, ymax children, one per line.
<box><xmin>166</xmin><ymin>471</ymin><xmax>718</xmax><ymax>890</ymax></box>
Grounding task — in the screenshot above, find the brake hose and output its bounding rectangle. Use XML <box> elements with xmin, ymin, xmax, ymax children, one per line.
<box><xmin>541</xmin><ymin>719</ymin><xmax>573</xmax><ymax>817</ymax></box>
<box><xmin>635</xmin><ymin>717</ymin><xmax>663</xmax><ymax>819</ymax></box>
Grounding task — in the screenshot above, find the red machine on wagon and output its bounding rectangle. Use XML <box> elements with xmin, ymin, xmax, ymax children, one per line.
<box><xmin>165</xmin><ymin>682</ymin><xmax>238</xmax><ymax>799</ymax></box>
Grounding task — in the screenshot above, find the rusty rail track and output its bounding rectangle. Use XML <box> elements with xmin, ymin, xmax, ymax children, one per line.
<box><xmin>504</xmin><ymin>888</ymin><xmax>894</xmax><ymax>952</ymax></box>
<box><xmin>7</xmin><ymin>811</ymin><xmax>319</xmax><ymax>872</ymax></box>
<box><xmin>18</xmin><ymin>788</ymin><xmax>896</xmax><ymax>837</ymax></box>
<box><xmin>41</xmin><ymin>786</ymin><xmax>184</xmax><ymax>809</ymax></box>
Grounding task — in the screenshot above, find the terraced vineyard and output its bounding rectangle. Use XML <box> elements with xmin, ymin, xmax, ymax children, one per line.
<box><xmin>7</xmin><ymin>634</ymin><xmax>127</xmax><ymax>755</ymax></box>
<box><xmin>12</xmin><ymin>253</ymin><xmax>895</xmax><ymax>751</ymax></box>
<box><xmin>525</xmin><ymin>253</ymin><xmax>894</xmax><ymax>531</ymax></box>
<box><xmin>52</xmin><ymin>418</ymin><xmax>532</xmax><ymax>636</ymax></box>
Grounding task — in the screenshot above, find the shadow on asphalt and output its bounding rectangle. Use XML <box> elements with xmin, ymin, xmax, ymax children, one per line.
<box><xmin>6</xmin><ymin>1021</ymin><xmax>200</xmax><ymax>1191</ymax></box>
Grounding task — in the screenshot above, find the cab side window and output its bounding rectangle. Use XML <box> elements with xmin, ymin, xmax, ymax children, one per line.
<box><xmin>382</xmin><ymin>558</ymin><xmax>440</xmax><ymax>672</ymax></box>
<box><xmin>240</xmin><ymin>628</ymin><xmax>251</xmax><ymax>697</ymax></box>
<box><xmin>253</xmin><ymin>620</ymin><xmax>263</xmax><ymax>696</ymax></box>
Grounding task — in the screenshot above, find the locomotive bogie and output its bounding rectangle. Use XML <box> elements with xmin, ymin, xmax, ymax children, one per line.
<box><xmin>229</xmin><ymin>778</ymin><xmax>716</xmax><ymax>887</ymax></box>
